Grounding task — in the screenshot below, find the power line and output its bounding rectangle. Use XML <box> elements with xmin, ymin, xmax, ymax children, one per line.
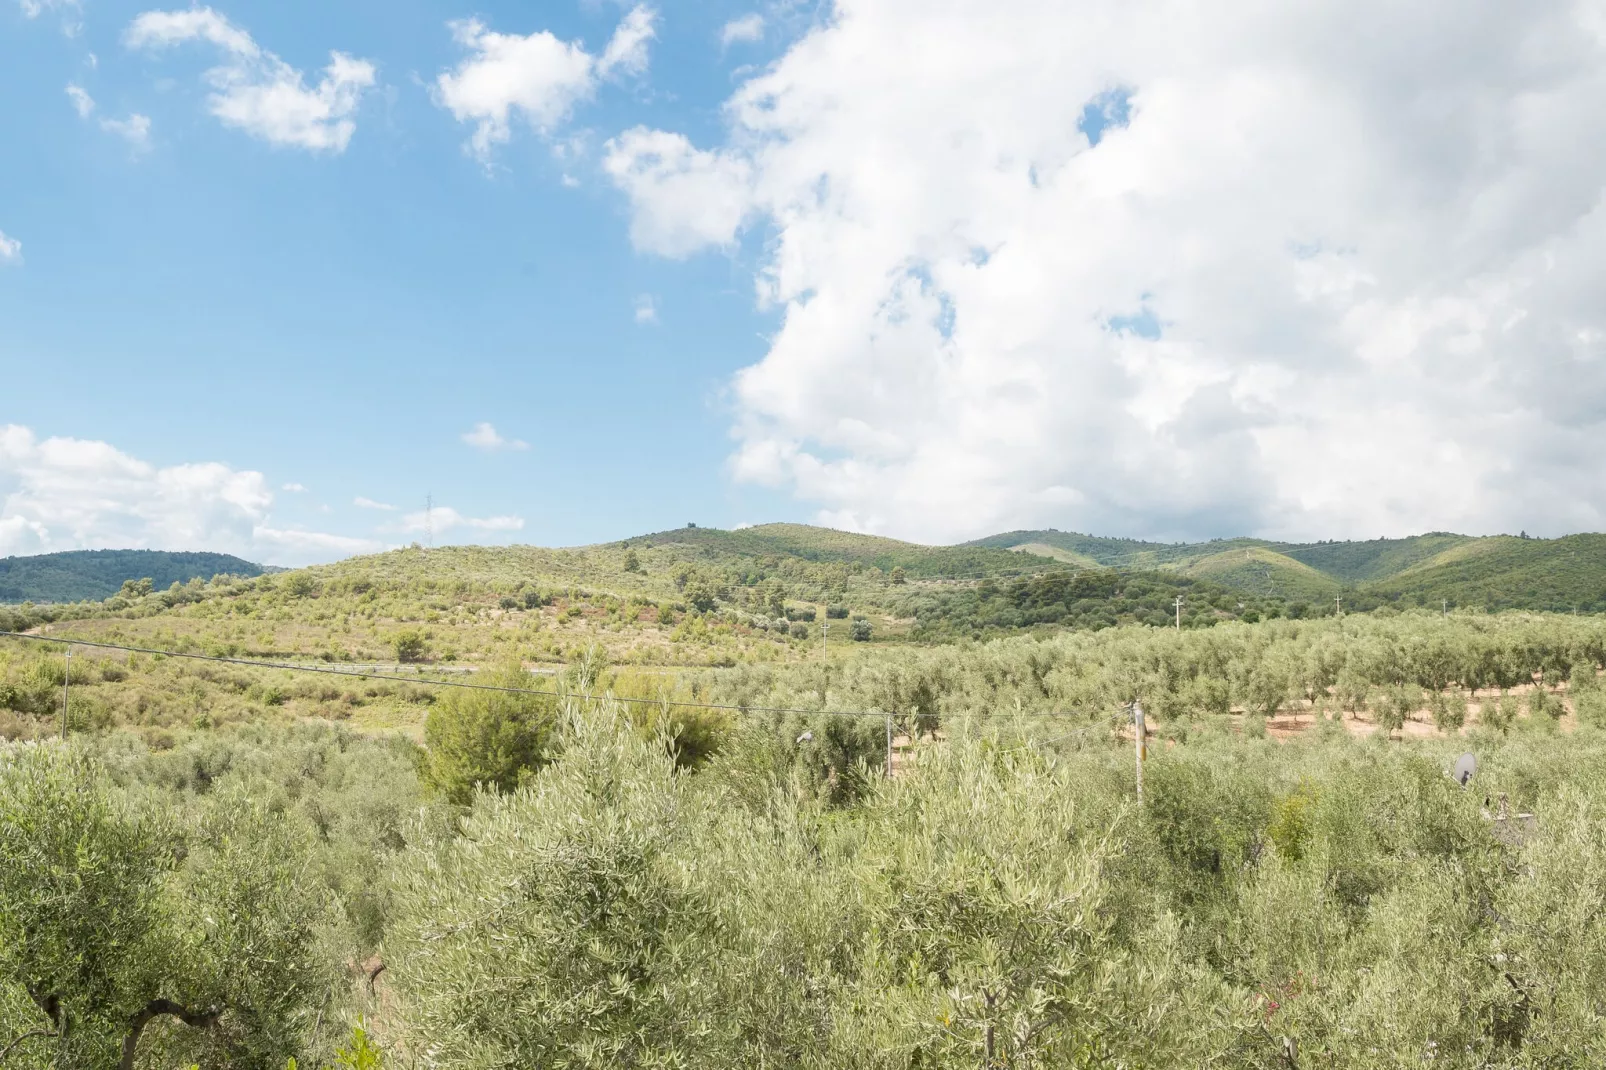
<box><xmin>0</xmin><ymin>630</ymin><xmax>1094</xmax><ymax>723</ymax></box>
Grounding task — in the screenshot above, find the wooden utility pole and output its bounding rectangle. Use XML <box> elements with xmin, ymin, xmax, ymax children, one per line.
<box><xmin>61</xmin><ymin>646</ymin><xmax>70</xmax><ymax>739</ymax></box>
<box><xmin>1133</xmin><ymin>700</ymin><xmax>1147</xmax><ymax>800</ymax></box>
<box><xmin>884</xmin><ymin>713</ymin><xmax>893</xmax><ymax>778</ymax></box>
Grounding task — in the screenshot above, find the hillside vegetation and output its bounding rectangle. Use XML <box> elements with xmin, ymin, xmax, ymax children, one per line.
<box><xmin>5</xmin><ymin>527</ymin><xmax>1605</xmax><ymax>672</ymax></box>
<box><xmin>9</xmin><ymin>529</ymin><xmax>1606</xmax><ymax>1065</ymax></box>
<box><xmin>975</xmin><ymin>528</ymin><xmax>1606</xmax><ymax>613</ymax></box>
<box><xmin>0</xmin><ymin>549</ymin><xmax>265</xmax><ymax>603</ymax></box>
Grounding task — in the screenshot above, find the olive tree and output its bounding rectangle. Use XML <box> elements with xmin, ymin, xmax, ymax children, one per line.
<box><xmin>0</xmin><ymin>744</ymin><xmax>332</xmax><ymax>1070</ymax></box>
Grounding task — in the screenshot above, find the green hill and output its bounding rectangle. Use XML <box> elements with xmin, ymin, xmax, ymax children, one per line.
<box><xmin>966</xmin><ymin>530</ymin><xmax>1271</xmax><ymax>568</ymax></box>
<box><xmin>1277</xmin><ymin>533</ymin><xmax>1474</xmax><ymax>582</ymax></box>
<box><xmin>631</xmin><ymin>523</ymin><xmax>1059</xmax><ymax>579</ymax></box>
<box><xmin>0</xmin><ymin>549</ymin><xmax>266</xmax><ymax>604</ymax></box>
<box><xmin>1358</xmin><ymin>534</ymin><xmax>1606</xmax><ymax>612</ymax></box>
<box><xmin>1176</xmin><ymin>547</ymin><xmax>1339</xmax><ymax>603</ymax></box>
<box><xmin>963</xmin><ymin>527</ymin><xmax>1606</xmax><ymax>613</ymax></box>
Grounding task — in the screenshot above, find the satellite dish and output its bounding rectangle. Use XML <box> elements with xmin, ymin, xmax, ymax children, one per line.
<box><xmin>1453</xmin><ymin>752</ymin><xmax>1477</xmax><ymax>786</ymax></box>
<box><xmin>796</xmin><ymin>731</ymin><xmax>814</xmax><ymax>744</ymax></box>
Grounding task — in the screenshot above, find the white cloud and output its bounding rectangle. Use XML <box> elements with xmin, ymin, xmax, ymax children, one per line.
<box><xmin>66</xmin><ymin>83</ymin><xmax>94</xmax><ymax>117</ymax></box>
<box><xmin>598</xmin><ymin>4</ymin><xmax>656</xmax><ymax>78</ymax></box>
<box><xmin>101</xmin><ymin>113</ymin><xmax>152</xmax><ymax>147</ymax></box>
<box><xmin>608</xmin><ymin>0</ymin><xmax>1606</xmax><ymax>543</ymax></box>
<box><xmin>66</xmin><ymin>84</ymin><xmax>152</xmax><ymax>148</ymax></box>
<box><xmin>461</xmin><ymin>422</ymin><xmax>529</xmax><ymax>452</ymax></box>
<box><xmin>435</xmin><ymin>5</ymin><xmax>656</xmax><ymax>160</ymax></box>
<box><xmin>396</xmin><ymin>506</ymin><xmax>525</xmax><ymax>535</ymax></box>
<box><xmin>603</xmin><ymin>128</ymin><xmax>752</xmax><ymax>256</ymax></box>
<box><xmin>125</xmin><ymin>7</ymin><xmax>375</xmax><ymax>152</ymax></box>
<box><xmin>0</xmin><ymin>231</ymin><xmax>19</xmax><ymax>263</ymax></box>
<box><xmin>353</xmin><ymin>496</ymin><xmax>396</xmax><ymax>511</ymax></box>
<box><xmin>0</xmin><ymin>424</ymin><xmax>376</xmax><ymax>565</ymax></box>
<box><xmin>720</xmin><ymin>13</ymin><xmax>764</xmax><ymax>46</ymax></box>
<box><xmin>281</xmin><ymin>482</ymin><xmax>307</xmax><ymax>492</ymax></box>
<box><xmin>634</xmin><ymin>293</ymin><xmax>658</xmax><ymax>324</ymax></box>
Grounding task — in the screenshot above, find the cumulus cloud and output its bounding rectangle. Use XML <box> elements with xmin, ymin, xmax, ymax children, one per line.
<box><xmin>353</xmin><ymin>496</ymin><xmax>396</xmax><ymax>511</ymax></box>
<box><xmin>435</xmin><ymin>5</ymin><xmax>656</xmax><ymax>160</ymax></box>
<box><xmin>0</xmin><ymin>231</ymin><xmax>19</xmax><ymax>263</ymax></box>
<box><xmin>281</xmin><ymin>482</ymin><xmax>307</xmax><ymax>492</ymax></box>
<box><xmin>125</xmin><ymin>7</ymin><xmax>375</xmax><ymax>152</ymax></box>
<box><xmin>603</xmin><ymin>128</ymin><xmax>752</xmax><ymax>256</ymax></box>
<box><xmin>606</xmin><ymin>0</ymin><xmax>1606</xmax><ymax>543</ymax></box>
<box><xmin>0</xmin><ymin>424</ymin><xmax>376</xmax><ymax>565</ymax></box>
<box><xmin>461</xmin><ymin>422</ymin><xmax>529</xmax><ymax>452</ymax></box>
<box><xmin>634</xmin><ymin>293</ymin><xmax>658</xmax><ymax>324</ymax></box>
<box><xmin>720</xmin><ymin>13</ymin><xmax>764</xmax><ymax>46</ymax></box>
<box><xmin>396</xmin><ymin>506</ymin><xmax>524</xmax><ymax>535</ymax></box>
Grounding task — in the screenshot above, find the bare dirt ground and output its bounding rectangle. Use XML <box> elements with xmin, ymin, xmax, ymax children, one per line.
<box><xmin>1257</xmin><ymin>679</ymin><xmax>1578</xmax><ymax>741</ymax></box>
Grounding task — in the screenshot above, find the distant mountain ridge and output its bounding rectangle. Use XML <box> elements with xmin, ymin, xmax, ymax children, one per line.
<box><xmin>964</xmin><ymin>529</ymin><xmax>1606</xmax><ymax>612</ymax></box>
<box><xmin>0</xmin><ymin>549</ymin><xmax>268</xmax><ymax>603</ymax></box>
<box><xmin>8</xmin><ymin>525</ymin><xmax>1604</xmax><ymax>619</ymax></box>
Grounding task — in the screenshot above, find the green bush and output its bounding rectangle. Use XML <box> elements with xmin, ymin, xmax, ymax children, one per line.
<box><xmin>393</xmin><ymin>630</ymin><xmax>427</xmax><ymax>664</ymax></box>
<box><xmin>421</xmin><ymin>666</ymin><xmax>560</xmax><ymax>805</ymax></box>
<box><xmin>1577</xmin><ymin>689</ymin><xmax>1606</xmax><ymax>728</ymax></box>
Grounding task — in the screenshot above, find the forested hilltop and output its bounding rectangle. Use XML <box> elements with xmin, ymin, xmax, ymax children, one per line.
<box><xmin>0</xmin><ymin>549</ymin><xmax>266</xmax><ymax>603</ymax></box>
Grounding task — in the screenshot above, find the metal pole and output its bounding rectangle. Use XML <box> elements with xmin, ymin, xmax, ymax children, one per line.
<box><xmin>1133</xmin><ymin>700</ymin><xmax>1146</xmax><ymax>800</ymax></box>
<box><xmin>62</xmin><ymin>646</ymin><xmax>70</xmax><ymax>739</ymax></box>
<box><xmin>1174</xmin><ymin>595</ymin><xmax>1182</xmax><ymax>630</ymax></box>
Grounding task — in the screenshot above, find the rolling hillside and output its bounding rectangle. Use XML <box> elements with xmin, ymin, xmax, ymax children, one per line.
<box><xmin>970</xmin><ymin>528</ymin><xmax>1606</xmax><ymax>613</ymax></box>
<box><xmin>1175</xmin><ymin>547</ymin><xmax>1339</xmax><ymax>603</ymax></box>
<box><xmin>0</xmin><ymin>549</ymin><xmax>267</xmax><ymax>603</ymax></box>
<box><xmin>8</xmin><ymin>526</ymin><xmax>1604</xmax><ymax>663</ymax></box>
<box><xmin>1277</xmin><ymin>533</ymin><xmax>1474</xmax><ymax>582</ymax></box>
<box><xmin>1358</xmin><ymin>534</ymin><xmax>1606</xmax><ymax>612</ymax></box>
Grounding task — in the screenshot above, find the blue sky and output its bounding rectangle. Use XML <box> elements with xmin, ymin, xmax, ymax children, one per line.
<box><xmin>5</xmin><ymin>0</ymin><xmax>1605</xmax><ymax>563</ymax></box>
<box><xmin>1</xmin><ymin>0</ymin><xmax>806</xmax><ymax>561</ymax></box>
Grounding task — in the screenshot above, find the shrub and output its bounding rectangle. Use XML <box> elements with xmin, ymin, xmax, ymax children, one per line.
<box><xmin>421</xmin><ymin>666</ymin><xmax>560</xmax><ymax>805</ymax></box>
<box><xmin>393</xmin><ymin>630</ymin><xmax>427</xmax><ymax>664</ymax></box>
<box><xmin>851</xmin><ymin>618</ymin><xmax>872</xmax><ymax>642</ymax></box>
<box><xmin>826</xmin><ymin>605</ymin><xmax>849</xmax><ymax>619</ymax></box>
<box><xmin>1482</xmin><ymin>695</ymin><xmax>1518</xmax><ymax>733</ymax></box>
<box><xmin>1530</xmin><ymin>687</ymin><xmax>1563</xmax><ymax>722</ymax></box>
<box><xmin>1431</xmin><ymin>691</ymin><xmax>1466</xmax><ymax>732</ymax></box>
<box><xmin>1577</xmin><ymin>690</ymin><xmax>1606</xmax><ymax>728</ymax></box>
